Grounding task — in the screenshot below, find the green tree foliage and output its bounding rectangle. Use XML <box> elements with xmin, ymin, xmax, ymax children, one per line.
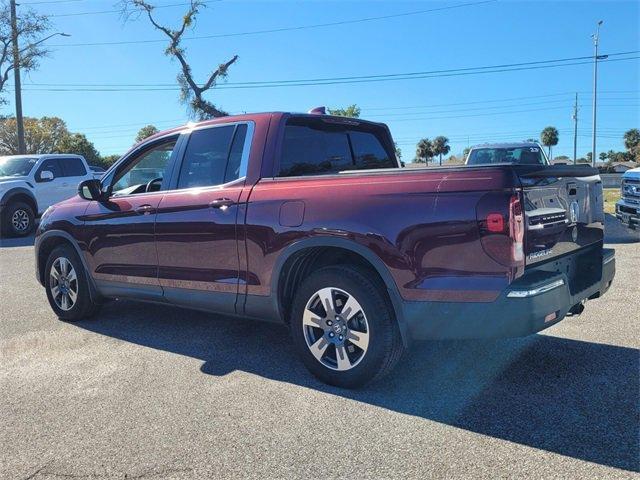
<box><xmin>624</xmin><ymin>128</ymin><xmax>640</xmax><ymax>162</ymax></box>
<box><xmin>121</xmin><ymin>0</ymin><xmax>237</xmax><ymax>119</ymax></box>
<box><xmin>100</xmin><ymin>154</ymin><xmax>121</xmax><ymax>168</ymax></box>
<box><xmin>0</xmin><ymin>4</ymin><xmax>50</xmax><ymax>104</ymax></box>
<box><xmin>54</xmin><ymin>133</ymin><xmax>101</xmax><ymax>166</ymax></box>
<box><xmin>432</xmin><ymin>136</ymin><xmax>450</xmax><ymax>166</ymax></box>
<box><xmin>0</xmin><ymin>116</ymin><xmax>68</xmax><ymax>154</ymax></box>
<box><xmin>599</xmin><ymin>152</ymin><xmax>608</xmax><ymax>162</ymax></box>
<box><xmin>415</xmin><ymin>138</ymin><xmax>433</xmax><ymax>164</ymax></box>
<box><xmin>135</xmin><ymin>124</ymin><xmax>159</xmax><ymax>143</ymax></box>
<box><xmin>327</xmin><ymin>104</ymin><xmax>361</xmax><ymax>118</ymax></box>
<box><xmin>540</xmin><ymin>126</ymin><xmax>559</xmax><ymax>159</ymax></box>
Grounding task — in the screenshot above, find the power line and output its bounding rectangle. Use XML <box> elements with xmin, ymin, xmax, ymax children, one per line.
<box><xmin>26</xmin><ymin>50</ymin><xmax>640</xmax><ymax>88</ymax></box>
<box><xmin>49</xmin><ymin>0</ymin><xmax>497</xmax><ymax>46</ymax></box>
<box><xmin>48</xmin><ymin>0</ymin><xmax>222</xmax><ymax>18</ymax></box>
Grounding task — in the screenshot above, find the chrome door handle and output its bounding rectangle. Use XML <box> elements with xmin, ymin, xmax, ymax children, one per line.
<box><xmin>209</xmin><ymin>198</ymin><xmax>235</xmax><ymax>209</ymax></box>
<box><xmin>135</xmin><ymin>204</ymin><xmax>154</xmax><ymax>215</ymax></box>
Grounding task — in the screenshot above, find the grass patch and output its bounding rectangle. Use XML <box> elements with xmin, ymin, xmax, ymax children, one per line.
<box><xmin>603</xmin><ymin>188</ymin><xmax>620</xmax><ymax>214</ymax></box>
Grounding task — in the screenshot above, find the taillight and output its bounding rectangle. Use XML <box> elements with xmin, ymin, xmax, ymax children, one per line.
<box><xmin>477</xmin><ymin>192</ymin><xmax>525</xmax><ymax>279</ymax></box>
<box><xmin>509</xmin><ymin>194</ymin><xmax>524</xmax><ymax>263</ymax></box>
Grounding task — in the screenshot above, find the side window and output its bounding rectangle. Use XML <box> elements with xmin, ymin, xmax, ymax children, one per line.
<box><xmin>224</xmin><ymin>124</ymin><xmax>248</xmax><ymax>183</ymax></box>
<box><xmin>177</xmin><ymin>126</ymin><xmax>235</xmax><ymax>189</ymax></box>
<box><xmin>59</xmin><ymin>157</ymin><xmax>87</xmax><ymax>177</ymax></box>
<box><xmin>279</xmin><ymin>124</ymin><xmax>351</xmax><ymax>177</ymax></box>
<box><xmin>349</xmin><ymin>131</ymin><xmax>394</xmax><ymax>170</ymax></box>
<box><xmin>112</xmin><ymin>139</ymin><xmax>176</xmax><ymax>195</ymax></box>
<box><xmin>36</xmin><ymin>159</ymin><xmax>63</xmax><ymax>180</ymax></box>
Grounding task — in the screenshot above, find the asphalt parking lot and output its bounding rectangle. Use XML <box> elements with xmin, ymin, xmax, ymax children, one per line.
<box><xmin>1</xmin><ymin>215</ymin><xmax>638</xmax><ymax>479</ymax></box>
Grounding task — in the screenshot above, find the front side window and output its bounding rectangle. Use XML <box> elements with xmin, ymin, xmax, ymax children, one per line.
<box><xmin>36</xmin><ymin>159</ymin><xmax>63</xmax><ymax>180</ymax></box>
<box><xmin>278</xmin><ymin>117</ymin><xmax>396</xmax><ymax>177</ymax></box>
<box><xmin>111</xmin><ymin>139</ymin><xmax>176</xmax><ymax>196</ymax></box>
<box><xmin>59</xmin><ymin>157</ymin><xmax>87</xmax><ymax>177</ymax></box>
<box><xmin>0</xmin><ymin>156</ymin><xmax>38</xmax><ymax>177</ymax></box>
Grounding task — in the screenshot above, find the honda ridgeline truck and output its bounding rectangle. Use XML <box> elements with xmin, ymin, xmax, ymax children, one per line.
<box><xmin>34</xmin><ymin>111</ymin><xmax>615</xmax><ymax>387</ymax></box>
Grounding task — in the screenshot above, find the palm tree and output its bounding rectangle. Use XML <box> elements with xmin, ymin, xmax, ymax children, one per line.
<box><xmin>415</xmin><ymin>138</ymin><xmax>433</xmax><ymax>164</ymax></box>
<box><xmin>540</xmin><ymin>127</ymin><xmax>559</xmax><ymax>160</ymax></box>
<box><xmin>432</xmin><ymin>136</ymin><xmax>450</xmax><ymax>166</ymax></box>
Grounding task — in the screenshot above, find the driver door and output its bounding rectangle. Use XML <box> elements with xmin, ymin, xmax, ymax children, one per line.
<box><xmin>82</xmin><ymin>135</ymin><xmax>182</xmax><ymax>299</ymax></box>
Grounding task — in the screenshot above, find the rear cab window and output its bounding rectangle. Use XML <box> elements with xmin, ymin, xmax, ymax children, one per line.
<box><xmin>467</xmin><ymin>146</ymin><xmax>548</xmax><ymax>165</ymax></box>
<box><xmin>277</xmin><ymin>116</ymin><xmax>397</xmax><ymax>177</ymax></box>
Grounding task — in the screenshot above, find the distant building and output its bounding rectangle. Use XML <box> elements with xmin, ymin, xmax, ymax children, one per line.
<box><xmin>611</xmin><ymin>161</ymin><xmax>638</xmax><ymax>173</ymax></box>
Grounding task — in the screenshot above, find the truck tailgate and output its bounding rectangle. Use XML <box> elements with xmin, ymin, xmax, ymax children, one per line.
<box><xmin>516</xmin><ymin>165</ymin><xmax>605</xmax><ymax>266</ymax></box>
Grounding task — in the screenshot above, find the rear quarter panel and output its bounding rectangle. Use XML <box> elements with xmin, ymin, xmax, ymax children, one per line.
<box><xmin>245</xmin><ymin>167</ymin><xmax>518</xmax><ymax>303</ymax></box>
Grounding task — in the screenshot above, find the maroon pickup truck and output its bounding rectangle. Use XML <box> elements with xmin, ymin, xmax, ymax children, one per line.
<box><xmin>35</xmin><ymin>111</ymin><xmax>615</xmax><ymax>387</ymax></box>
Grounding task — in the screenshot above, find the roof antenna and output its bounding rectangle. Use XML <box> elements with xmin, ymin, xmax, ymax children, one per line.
<box><xmin>307</xmin><ymin>106</ymin><xmax>326</xmax><ymax>115</ymax></box>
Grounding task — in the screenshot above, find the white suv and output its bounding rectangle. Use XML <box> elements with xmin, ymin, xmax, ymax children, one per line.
<box><xmin>0</xmin><ymin>154</ymin><xmax>96</xmax><ymax>236</ymax></box>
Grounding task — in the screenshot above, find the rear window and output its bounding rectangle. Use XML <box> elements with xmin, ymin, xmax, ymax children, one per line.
<box><xmin>278</xmin><ymin>117</ymin><xmax>396</xmax><ymax>177</ymax></box>
<box><xmin>60</xmin><ymin>157</ymin><xmax>87</xmax><ymax>176</ymax></box>
<box><xmin>467</xmin><ymin>146</ymin><xmax>547</xmax><ymax>165</ymax></box>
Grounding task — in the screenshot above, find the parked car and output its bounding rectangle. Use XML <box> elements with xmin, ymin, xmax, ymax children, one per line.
<box><xmin>34</xmin><ymin>112</ymin><xmax>615</xmax><ymax>387</ymax></box>
<box><xmin>0</xmin><ymin>154</ymin><xmax>95</xmax><ymax>236</ymax></box>
<box><xmin>466</xmin><ymin>142</ymin><xmax>549</xmax><ymax>165</ymax></box>
<box><xmin>615</xmin><ymin>166</ymin><xmax>640</xmax><ymax>229</ymax></box>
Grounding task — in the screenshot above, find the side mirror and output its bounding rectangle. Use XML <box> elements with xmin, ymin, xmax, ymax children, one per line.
<box><xmin>78</xmin><ymin>179</ymin><xmax>103</xmax><ymax>201</ymax></box>
<box><xmin>39</xmin><ymin>170</ymin><xmax>54</xmax><ymax>182</ymax></box>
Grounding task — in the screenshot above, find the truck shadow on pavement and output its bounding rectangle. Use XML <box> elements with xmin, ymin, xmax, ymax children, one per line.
<box><xmin>76</xmin><ymin>301</ymin><xmax>639</xmax><ymax>472</ymax></box>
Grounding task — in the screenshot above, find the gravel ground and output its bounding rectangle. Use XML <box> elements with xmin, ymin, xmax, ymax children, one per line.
<box><xmin>0</xmin><ymin>215</ymin><xmax>638</xmax><ymax>479</ymax></box>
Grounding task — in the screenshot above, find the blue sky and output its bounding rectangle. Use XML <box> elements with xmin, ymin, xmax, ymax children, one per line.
<box><xmin>4</xmin><ymin>0</ymin><xmax>639</xmax><ymax>160</ymax></box>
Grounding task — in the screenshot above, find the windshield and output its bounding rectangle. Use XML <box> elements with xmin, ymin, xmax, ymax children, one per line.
<box><xmin>0</xmin><ymin>156</ymin><xmax>38</xmax><ymax>177</ymax></box>
<box><xmin>467</xmin><ymin>146</ymin><xmax>547</xmax><ymax>165</ymax></box>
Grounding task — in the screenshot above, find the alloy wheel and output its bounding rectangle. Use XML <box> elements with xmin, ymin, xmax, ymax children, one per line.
<box><xmin>49</xmin><ymin>257</ymin><xmax>78</xmax><ymax>311</ymax></box>
<box><xmin>302</xmin><ymin>287</ymin><xmax>370</xmax><ymax>371</ymax></box>
<box><xmin>11</xmin><ymin>209</ymin><xmax>30</xmax><ymax>232</ymax></box>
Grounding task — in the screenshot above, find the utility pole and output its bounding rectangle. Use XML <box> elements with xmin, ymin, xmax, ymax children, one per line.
<box><xmin>591</xmin><ymin>20</ymin><xmax>603</xmax><ymax>168</ymax></box>
<box><xmin>572</xmin><ymin>93</ymin><xmax>578</xmax><ymax>164</ymax></box>
<box><xmin>10</xmin><ymin>0</ymin><xmax>25</xmax><ymax>154</ymax></box>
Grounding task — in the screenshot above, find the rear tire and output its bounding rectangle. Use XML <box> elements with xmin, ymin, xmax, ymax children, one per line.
<box><xmin>1</xmin><ymin>201</ymin><xmax>34</xmax><ymax>237</ymax></box>
<box><xmin>45</xmin><ymin>244</ymin><xmax>101</xmax><ymax>321</ymax></box>
<box><xmin>290</xmin><ymin>265</ymin><xmax>404</xmax><ymax>388</ymax></box>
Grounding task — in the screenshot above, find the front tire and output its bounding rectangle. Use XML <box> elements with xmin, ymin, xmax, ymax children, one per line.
<box><xmin>45</xmin><ymin>245</ymin><xmax>101</xmax><ymax>321</ymax></box>
<box><xmin>1</xmin><ymin>201</ymin><xmax>34</xmax><ymax>237</ymax></box>
<box><xmin>290</xmin><ymin>265</ymin><xmax>404</xmax><ymax>388</ymax></box>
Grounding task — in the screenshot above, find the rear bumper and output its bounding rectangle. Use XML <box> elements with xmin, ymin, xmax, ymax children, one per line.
<box><xmin>615</xmin><ymin>199</ymin><xmax>639</xmax><ymax>228</ymax></box>
<box><xmin>402</xmin><ymin>248</ymin><xmax>615</xmax><ymax>341</ymax></box>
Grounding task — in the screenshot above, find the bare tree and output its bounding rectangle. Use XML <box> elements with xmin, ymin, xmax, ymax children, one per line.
<box><xmin>0</xmin><ymin>4</ymin><xmax>50</xmax><ymax>104</ymax></box>
<box><xmin>121</xmin><ymin>0</ymin><xmax>238</xmax><ymax>119</ymax></box>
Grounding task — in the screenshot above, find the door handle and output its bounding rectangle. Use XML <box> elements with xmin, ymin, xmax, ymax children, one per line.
<box><xmin>135</xmin><ymin>204</ymin><xmax>155</xmax><ymax>215</ymax></box>
<box><xmin>209</xmin><ymin>198</ymin><xmax>235</xmax><ymax>209</ymax></box>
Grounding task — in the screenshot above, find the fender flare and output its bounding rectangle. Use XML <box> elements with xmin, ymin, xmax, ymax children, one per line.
<box><xmin>270</xmin><ymin>236</ymin><xmax>410</xmax><ymax>346</ymax></box>
<box><xmin>35</xmin><ymin>230</ymin><xmax>99</xmax><ymax>301</ymax></box>
<box><xmin>0</xmin><ymin>186</ymin><xmax>38</xmax><ymax>213</ymax></box>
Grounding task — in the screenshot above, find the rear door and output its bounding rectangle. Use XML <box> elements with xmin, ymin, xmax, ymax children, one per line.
<box><xmin>58</xmin><ymin>157</ymin><xmax>89</xmax><ymax>202</ymax></box>
<box><xmin>155</xmin><ymin>122</ymin><xmax>253</xmax><ymax>314</ymax></box>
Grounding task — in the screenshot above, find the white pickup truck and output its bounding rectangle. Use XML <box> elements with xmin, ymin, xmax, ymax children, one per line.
<box><xmin>0</xmin><ymin>154</ymin><xmax>97</xmax><ymax>236</ymax></box>
<box><xmin>615</xmin><ymin>166</ymin><xmax>640</xmax><ymax>230</ymax></box>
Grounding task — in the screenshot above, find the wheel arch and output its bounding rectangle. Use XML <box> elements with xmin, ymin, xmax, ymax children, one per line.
<box><xmin>35</xmin><ymin>230</ymin><xmax>96</xmax><ymax>296</ymax></box>
<box><xmin>272</xmin><ymin>237</ymin><xmax>410</xmax><ymax>346</ymax></box>
<box><xmin>1</xmin><ymin>187</ymin><xmax>38</xmax><ymax>216</ymax></box>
